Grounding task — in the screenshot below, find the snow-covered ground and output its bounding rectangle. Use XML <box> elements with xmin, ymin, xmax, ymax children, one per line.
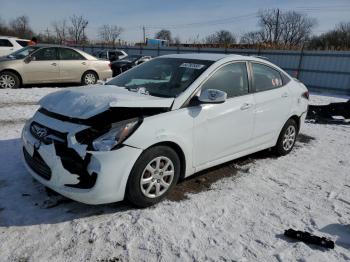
<box><xmin>0</xmin><ymin>88</ymin><xmax>349</xmax><ymax>262</ymax></box>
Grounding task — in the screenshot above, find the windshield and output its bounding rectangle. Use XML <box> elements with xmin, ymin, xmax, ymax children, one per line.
<box><xmin>8</xmin><ymin>46</ymin><xmax>40</xmax><ymax>59</ymax></box>
<box><xmin>107</xmin><ymin>58</ymin><xmax>213</xmax><ymax>98</ymax></box>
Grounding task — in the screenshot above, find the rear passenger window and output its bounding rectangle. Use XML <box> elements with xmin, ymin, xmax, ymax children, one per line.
<box><xmin>201</xmin><ymin>62</ymin><xmax>249</xmax><ymax>98</ymax></box>
<box><xmin>0</xmin><ymin>39</ymin><xmax>13</xmax><ymax>47</ymax></box>
<box><xmin>252</xmin><ymin>63</ymin><xmax>283</xmax><ymax>92</ymax></box>
<box><xmin>59</xmin><ymin>48</ymin><xmax>85</xmax><ymax>60</ymax></box>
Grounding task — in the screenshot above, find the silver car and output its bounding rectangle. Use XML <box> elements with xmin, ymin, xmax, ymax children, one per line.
<box><xmin>0</xmin><ymin>45</ymin><xmax>112</xmax><ymax>88</ymax></box>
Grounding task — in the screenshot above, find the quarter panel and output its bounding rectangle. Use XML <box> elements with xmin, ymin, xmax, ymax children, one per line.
<box><xmin>124</xmin><ymin>108</ymin><xmax>195</xmax><ymax>177</ymax></box>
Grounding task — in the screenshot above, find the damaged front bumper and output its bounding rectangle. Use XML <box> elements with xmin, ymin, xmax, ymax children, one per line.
<box><xmin>21</xmin><ymin>112</ymin><xmax>143</xmax><ymax>205</ymax></box>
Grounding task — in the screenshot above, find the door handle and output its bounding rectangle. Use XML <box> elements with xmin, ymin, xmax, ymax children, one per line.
<box><xmin>51</xmin><ymin>63</ymin><xmax>57</xmax><ymax>66</ymax></box>
<box><xmin>82</xmin><ymin>62</ymin><xmax>86</xmax><ymax>65</ymax></box>
<box><xmin>281</xmin><ymin>92</ymin><xmax>289</xmax><ymax>98</ymax></box>
<box><xmin>240</xmin><ymin>103</ymin><xmax>253</xmax><ymax>110</ymax></box>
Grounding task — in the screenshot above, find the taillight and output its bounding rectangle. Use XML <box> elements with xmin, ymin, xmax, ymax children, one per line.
<box><xmin>302</xmin><ymin>91</ymin><xmax>309</xmax><ymax>100</ymax></box>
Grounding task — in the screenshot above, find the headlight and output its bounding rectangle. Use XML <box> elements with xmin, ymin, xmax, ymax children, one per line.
<box><xmin>92</xmin><ymin>118</ymin><xmax>140</xmax><ymax>151</ymax></box>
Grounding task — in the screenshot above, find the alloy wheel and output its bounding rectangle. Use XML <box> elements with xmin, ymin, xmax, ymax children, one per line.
<box><xmin>140</xmin><ymin>156</ymin><xmax>175</xmax><ymax>198</ymax></box>
<box><xmin>282</xmin><ymin>125</ymin><xmax>296</xmax><ymax>151</ymax></box>
<box><xmin>84</xmin><ymin>73</ymin><xmax>96</xmax><ymax>85</ymax></box>
<box><xmin>0</xmin><ymin>74</ymin><xmax>16</xmax><ymax>88</ymax></box>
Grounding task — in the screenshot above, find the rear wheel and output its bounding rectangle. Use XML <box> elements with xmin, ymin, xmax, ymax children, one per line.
<box><xmin>81</xmin><ymin>71</ymin><xmax>98</xmax><ymax>85</ymax></box>
<box><xmin>274</xmin><ymin>119</ymin><xmax>298</xmax><ymax>156</ymax></box>
<box><xmin>126</xmin><ymin>146</ymin><xmax>180</xmax><ymax>207</ymax></box>
<box><xmin>0</xmin><ymin>71</ymin><xmax>20</xmax><ymax>89</ymax></box>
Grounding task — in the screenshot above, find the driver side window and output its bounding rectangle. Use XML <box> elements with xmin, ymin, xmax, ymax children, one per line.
<box><xmin>201</xmin><ymin>62</ymin><xmax>249</xmax><ymax>98</ymax></box>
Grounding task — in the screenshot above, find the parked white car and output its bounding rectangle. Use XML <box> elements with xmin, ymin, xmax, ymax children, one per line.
<box><xmin>0</xmin><ymin>36</ymin><xmax>29</xmax><ymax>57</ymax></box>
<box><xmin>22</xmin><ymin>53</ymin><xmax>309</xmax><ymax>207</ymax></box>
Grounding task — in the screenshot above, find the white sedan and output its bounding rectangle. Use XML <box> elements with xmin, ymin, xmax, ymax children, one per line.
<box><xmin>21</xmin><ymin>53</ymin><xmax>309</xmax><ymax>207</ymax></box>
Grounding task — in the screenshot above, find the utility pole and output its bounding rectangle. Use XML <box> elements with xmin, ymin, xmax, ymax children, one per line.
<box><xmin>46</xmin><ymin>27</ymin><xmax>50</xmax><ymax>42</ymax></box>
<box><xmin>274</xmin><ymin>8</ymin><xmax>280</xmax><ymax>44</ymax></box>
<box><xmin>142</xmin><ymin>26</ymin><xmax>146</xmax><ymax>44</ymax></box>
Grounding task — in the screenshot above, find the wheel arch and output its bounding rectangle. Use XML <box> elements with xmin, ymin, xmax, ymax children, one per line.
<box><xmin>0</xmin><ymin>69</ymin><xmax>23</xmax><ymax>86</ymax></box>
<box><xmin>82</xmin><ymin>69</ymin><xmax>99</xmax><ymax>81</ymax></box>
<box><xmin>143</xmin><ymin>141</ymin><xmax>187</xmax><ymax>181</ymax></box>
<box><xmin>289</xmin><ymin>115</ymin><xmax>301</xmax><ymax>134</ymax></box>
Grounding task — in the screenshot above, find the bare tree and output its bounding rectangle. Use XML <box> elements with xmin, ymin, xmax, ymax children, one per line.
<box><xmin>9</xmin><ymin>15</ymin><xmax>33</xmax><ymax>38</ymax></box>
<box><xmin>240</xmin><ymin>9</ymin><xmax>316</xmax><ymax>47</ymax></box>
<box><xmin>205</xmin><ymin>30</ymin><xmax>236</xmax><ymax>45</ymax></box>
<box><xmin>280</xmin><ymin>11</ymin><xmax>316</xmax><ymax>46</ymax></box>
<box><xmin>240</xmin><ymin>31</ymin><xmax>264</xmax><ymax>44</ymax></box>
<box><xmin>68</xmin><ymin>15</ymin><xmax>88</xmax><ymax>44</ymax></box>
<box><xmin>0</xmin><ymin>16</ymin><xmax>11</xmax><ymax>36</ymax></box>
<box><xmin>98</xmin><ymin>24</ymin><xmax>123</xmax><ymax>45</ymax></box>
<box><xmin>52</xmin><ymin>19</ymin><xmax>67</xmax><ymax>44</ymax></box>
<box><xmin>308</xmin><ymin>21</ymin><xmax>350</xmax><ymax>50</ymax></box>
<box><xmin>173</xmin><ymin>36</ymin><xmax>181</xmax><ymax>45</ymax></box>
<box><xmin>155</xmin><ymin>29</ymin><xmax>172</xmax><ymax>42</ymax></box>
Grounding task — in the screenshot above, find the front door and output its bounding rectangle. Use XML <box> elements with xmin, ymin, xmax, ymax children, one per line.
<box><xmin>23</xmin><ymin>47</ymin><xmax>60</xmax><ymax>83</ymax></box>
<box><xmin>192</xmin><ymin>62</ymin><xmax>255</xmax><ymax>169</ymax></box>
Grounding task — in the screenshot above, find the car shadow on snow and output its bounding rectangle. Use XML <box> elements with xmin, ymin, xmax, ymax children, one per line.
<box><xmin>320</xmin><ymin>224</ymin><xmax>350</xmax><ymax>249</ymax></box>
<box><xmin>0</xmin><ymin>134</ymin><xmax>314</xmax><ymax>227</ymax></box>
<box><xmin>25</xmin><ymin>83</ymin><xmax>83</xmax><ymax>88</ymax></box>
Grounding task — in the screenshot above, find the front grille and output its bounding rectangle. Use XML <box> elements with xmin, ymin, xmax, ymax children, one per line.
<box><xmin>23</xmin><ymin>147</ymin><xmax>52</xmax><ymax>180</ymax></box>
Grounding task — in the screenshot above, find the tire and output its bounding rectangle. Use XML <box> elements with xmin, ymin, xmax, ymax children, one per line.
<box><xmin>126</xmin><ymin>146</ymin><xmax>181</xmax><ymax>207</ymax></box>
<box><xmin>274</xmin><ymin>119</ymin><xmax>298</xmax><ymax>156</ymax></box>
<box><xmin>81</xmin><ymin>71</ymin><xmax>98</xmax><ymax>85</ymax></box>
<box><xmin>0</xmin><ymin>71</ymin><xmax>20</xmax><ymax>89</ymax></box>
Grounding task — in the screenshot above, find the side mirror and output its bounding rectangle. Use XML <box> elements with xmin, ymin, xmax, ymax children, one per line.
<box><xmin>198</xmin><ymin>89</ymin><xmax>227</xmax><ymax>104</ymax></box>
<box><xmin>24</xmin><ymin>56</ymin><xmax>34</xmax><ymax>63</ymax></box>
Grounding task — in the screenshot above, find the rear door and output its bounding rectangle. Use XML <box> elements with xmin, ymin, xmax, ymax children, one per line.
<box><xmin>192</xmin><ymin>62</ymin><xmax>255</xmax><ymax>169</ymax></box>
<box><xmin>0</xmin><ymin>39</ymin><xmax>14</xmax><ymax>56</ymax></box>
<box><xmin>23</xmin><ymin>47</ymin><xmax>60</xmax><ymax>83</ymax></box>
<box><xmin>250</xmin><ymin>62</ymin><xmax>292</xmax><ymax>145</ymax></box>
<box><xmin>58</xmin><ymin>47</ymin><xmax>88</xmax><ymax>82</ymax></box>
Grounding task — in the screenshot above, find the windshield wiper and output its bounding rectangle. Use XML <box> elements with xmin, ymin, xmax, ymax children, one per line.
<box><xmin>127</xmin><ymin>87</ymin><xmax>150</xmax><ymax>95</ymax></box>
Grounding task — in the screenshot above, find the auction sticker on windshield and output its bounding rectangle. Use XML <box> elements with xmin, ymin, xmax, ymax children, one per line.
<box><xmin>180</xmin><ymin>63</ymin><xmax>205</xmax><ymax>69</ymax></box>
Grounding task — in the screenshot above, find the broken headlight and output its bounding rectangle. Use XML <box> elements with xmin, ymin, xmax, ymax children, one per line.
<box><xmin>92</xmin><ymin>118</ymin><xmax>140</xmax><ymax>151</ymax></box>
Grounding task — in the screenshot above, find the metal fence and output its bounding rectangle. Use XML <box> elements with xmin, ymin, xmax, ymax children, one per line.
<box><xmin>75</xmin><ymin>45</ymin><xmax>350</xmax><ymax>96</ymax></box>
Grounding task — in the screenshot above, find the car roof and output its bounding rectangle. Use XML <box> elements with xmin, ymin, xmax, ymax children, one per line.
<box><xmin>159</xmin><ymin>53</ymin><xmax>247</xmax><ymax>61</ymax></box>
<box><xmin>34</xmin><ymin>44</ymin><xmax>71</xmax><ymax>48</ymax></box>
<box><xmin>0</xmin><ymin>36</ymin><xmax>29</xmax><ymax>41</ymax></box>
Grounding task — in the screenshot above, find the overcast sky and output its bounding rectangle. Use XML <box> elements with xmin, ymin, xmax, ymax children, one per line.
<box><xmin>1</xmin><ymin>0</ymin><xmax>350</xmax><ymax>42</ymax></box>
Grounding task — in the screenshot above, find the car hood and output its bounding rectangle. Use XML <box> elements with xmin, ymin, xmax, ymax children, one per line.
<box><xmin>39</xmin><ymin>85</ymin><xmax>174</xmax><ymax>119</ymax></box>
<box><xmin>0</xmin><ymin>56</ymin><xmax>14</xmax><ymax>62</ymax></box>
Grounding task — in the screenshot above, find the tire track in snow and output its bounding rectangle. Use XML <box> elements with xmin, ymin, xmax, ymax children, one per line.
<box><xmin>0</xmin><ymin>101</ymin><xmax>38</xmax><ymax>108</ymax></box>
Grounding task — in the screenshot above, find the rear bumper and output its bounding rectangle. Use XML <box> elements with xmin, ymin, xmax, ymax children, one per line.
<box><xmin>21</xmin><ymin>121</ymin><xmax>142</xmax><ymax>205</ymax></box>
<box><xmin>98</xmin><ymin>69</ymin><xmax>113</xmax><ymax>81</ymax></box>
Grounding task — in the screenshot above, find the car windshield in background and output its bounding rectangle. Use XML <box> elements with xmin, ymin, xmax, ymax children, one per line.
<box><xmin>107</xmin><ymin>58</ymin><xmax>213</xmax><ymax>98</ymax></box>
<box><xmin>8</xmin><ymin>46</ymin><xmax>40</xmax><ymax>59</ymax></box>
<box><xmin>120</xmin><ymin>55</ymin><xmax>141</xmax><ymax>62</ymax></box>
<box><xmin>16</xmin><ymin>40</ymin><xmax>29</xmax><ymax>47</ymax></box>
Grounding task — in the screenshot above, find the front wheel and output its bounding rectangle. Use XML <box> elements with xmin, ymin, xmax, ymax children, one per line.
<box><xmin>274</xmin><ymin>119</ymin><xmax>298</xmax><ymax>156</ymax></box>
<box><xmin>126</xmin><ymin>146</ymin><xmax>180</xmax><ymax>207</ymax></box>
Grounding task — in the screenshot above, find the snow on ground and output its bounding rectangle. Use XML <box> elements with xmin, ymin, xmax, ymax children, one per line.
<box><xmin>0</xmin><ymin>88</ymin><xmax>349</xmax><ymax>262</ymax></box>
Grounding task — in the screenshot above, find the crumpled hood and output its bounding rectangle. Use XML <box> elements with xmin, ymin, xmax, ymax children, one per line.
<box><xmin>39</xmin><ymin>85</ymin><xmax>174</xmax><ymax>119</ymax></box>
